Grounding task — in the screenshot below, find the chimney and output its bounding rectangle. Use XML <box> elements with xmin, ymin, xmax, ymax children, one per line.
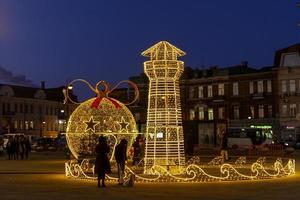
<box><xmin>41</xmin><ymin>81</ymin><xmax>45</xmax><ymax>89</ymax></box>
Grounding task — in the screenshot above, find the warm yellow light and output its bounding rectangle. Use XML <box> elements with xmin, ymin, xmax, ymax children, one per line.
<box><xmin>142</xmin><ymin>41</ymin><xmax>186</xmax><ymax>173</ymax></box>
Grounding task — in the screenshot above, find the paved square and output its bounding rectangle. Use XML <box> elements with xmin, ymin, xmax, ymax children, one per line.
<box><xmin>0</xmin><ymin>152</ymin><xmax>299</xmax><ymax>200</ymax></box>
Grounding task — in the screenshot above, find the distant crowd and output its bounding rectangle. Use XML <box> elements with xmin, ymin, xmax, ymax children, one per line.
<box><xmin>5</xmin><ymin>135</ymin><xmax>31</xmax><ymax>160</ymax></box>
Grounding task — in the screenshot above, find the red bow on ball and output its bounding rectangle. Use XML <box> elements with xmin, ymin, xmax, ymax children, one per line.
<box><xmin>63</xmin><ymin>79</ymin><xmax>139</xmax><ymax>109</ymax></box>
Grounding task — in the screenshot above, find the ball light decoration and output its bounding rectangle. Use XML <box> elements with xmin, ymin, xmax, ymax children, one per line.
<box><xmin>64</xmin><ymin>79</ymin><xmax>139</xmax><ymax>160</ymax></box>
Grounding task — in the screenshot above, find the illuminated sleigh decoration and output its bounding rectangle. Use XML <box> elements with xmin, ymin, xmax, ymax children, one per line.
<box><xmin>65</xmin><ymin>156</ymin><xmax>295</xmax><ymax>182</ymax></box>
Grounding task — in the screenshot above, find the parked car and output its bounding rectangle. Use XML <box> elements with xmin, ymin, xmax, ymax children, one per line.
<box><xmin>35</xmin><ymin>137</ymin><xmax>57</xmax><ymax>152</ymax></box>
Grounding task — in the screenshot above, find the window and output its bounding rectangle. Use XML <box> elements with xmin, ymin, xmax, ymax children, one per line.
<box><xmin>218</xmin><ymin>107</ymin><xmax>225</xmax><ymax>119</ymax></box>
<box><xmin>233</xmin><ymin>106</ymin><xmax>239</xmax><ymax>119</ymax></box>
<box><xmin>199</xmin><ymin>107</ymin><xmax>204</xmax><ymax>120</ymax></box>
<box><xmin>25</xmin><ymin>121</ymin><xmax>29</xmax><ymax>130</ymax></box>
<box><xmin>218</xmin><ymin>84</ymin><xmax>224</xmax><ymax>96</ymax></box>
<box><xmin>233</xmin><ymin>82</ymin><xmax>239</xmax><ymax>96</ymax></box>
<box><xmin>189</xmin><ymin>109</ymin><xmax>195</xmax><ymax>120</ymax></box>
<box><xmin>189</xmin><ymin>87</ymin><xmax>194</xmax><ymax>99</ymax></box>
<box><xmin>30</xmin><ymin>105</ymin><xmax>34</xmax><ymax>113</ymax></box>
<box><xmin>7</xmin><ymin>103</ymin><xmax>10</xmax><ymax>112</ymax></box>
<box><xmin>250</xmin><ymin>106</ymin><xmax>255</xmax><ymax>119</ymax></box>
<box><xmin>198</xmin><ymin>86</ymin><xmax>203</xmax><ymax>98</ymax></box>
<box><xmin>258</xmin><ymin>105</ymin><xmax>264</xmax><ymax>118</ymax></box>
<box><xmin>14</xmin><ymin>103</ymin><xmax>18</xmax><ymax>113</ymax></box>
<box><xmin>208</xmin><ymin>108</ymin><xmax>214</xmax><ymax>120</ymax></box>
<box><xmin>281</xmin><ymin>52</ymin><xmax>300</xmax><ymax>67</ymax></box>
<box><xmin>290</xmin><ymin>80</ymin><xmax>296</xmax><ymax>93</ymax></box>
<box><xmin>267</xmin><ymin>80</ymin><xmax>272</xmax><ymax>93</ymax></box>
<box><xmin>14</xmin><ymin>121</ymin><xmax>18</xmax><ymax>129</ymax></box>
<box><xmin>282</xmin><ymin>104</ymin><xmax>288</xmax><ymax>116</ymax></box>
<box><xmin>30</xmin><ymin>121</ymin><xmax>34</xmax><ymax>129</ymax></box>
<box><xmin>208</xmin><ymin>85</ymin><xmax>213</xmax><ymax>97</ymax></box>
<box><xmin>24</xmin><ymin>104</ymin><xmax>28</xmax><ymax>114</ymax></box>
<box><xmin>282</xmin><ymin>80</ymin><xmax>287</xmax><ymax>93</ymax></box>
<box><xmin>249</xmin><ymin>81</ymin><xmax>254</xmax><ymax>94</ymax></box>
<box><xmin>268</xmin><ymin>105</ymin><xmax>273</xmax><ymax>118</ymax></box>
<box><xmin>20</xmin><ymin>104</ymin><xmax>23</xmax><ymax>113</ymax></box>
<box><xmin>20</xmin><ymin>121</ymin><xmax>23</xmax><ymax>130</ymax></box>
<box><xmin>257</xmin><ymin>80</ymin><xmax>264</xmax><ymax>93</ymax></box>
<box><xmin>290</xmin><ymin>104</ymin><xmax>297</xmax><ymax>117</ymax></box>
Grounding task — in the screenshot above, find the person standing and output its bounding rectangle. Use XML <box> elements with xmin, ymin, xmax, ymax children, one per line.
<box><xmin>19</xmin><ymin>136</ymin><xmax>25</xmax><ymax>160</ymax></box>
<box><xmin>12</xmin><ymin>136</ymin><xmax>19</xmax><ymax>160</ymax></box>
<box><xmin>6</xmin><ymin>136</ymin><xmax>13</xmax><ymax>160</ymax></box>
<box><xmin>220</xmin><ymin>130</ymin><xmax>229</xmax><ymax>161</ymax></box>
<box><xmin>24</xmin><ymin>136</ymin><xmax>31</xmax><ymax>159</ymax></box>
<box><xmin>132</xmin><ymin>135</ymin><xmax>141</xmax><ymax>165</ymax></box>
<box><xmin>115</xmin><ymin>139</ymin><xmax>127</xmax><ymax>185</ymax></box>
<box><xmin>94</xmin><ymin>136</ymin><xmax>111</xmax><ymax>188</ymax></box>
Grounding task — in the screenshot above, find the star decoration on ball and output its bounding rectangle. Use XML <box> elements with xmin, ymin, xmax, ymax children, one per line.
<box><xmin>84</xmin><ymin>116</ymin><xmax>100</xmax><ymax>133</ymax></box>
<box><xmin>117</xmin><ymin>117</ymin><xmax>129</xmax><ymax>133</ymax></box>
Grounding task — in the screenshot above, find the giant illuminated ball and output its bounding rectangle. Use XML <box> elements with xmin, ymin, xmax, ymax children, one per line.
<box><xmin>66</xmin><ymin>97</ymin><xmax>137</xmax><ymax>160</ymax></box>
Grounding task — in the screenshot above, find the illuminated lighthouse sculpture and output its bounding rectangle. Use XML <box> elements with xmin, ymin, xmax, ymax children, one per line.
<box><xmin>142</xmin><ymin>41</ymin><xmax>186</xmax><ymax>173</ymax></box>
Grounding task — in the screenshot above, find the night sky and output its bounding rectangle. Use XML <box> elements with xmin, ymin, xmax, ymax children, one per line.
<box><xmin>0</xmin><ymin>0</ymin><xmax>300</xmax><ymax>93</ymax></box>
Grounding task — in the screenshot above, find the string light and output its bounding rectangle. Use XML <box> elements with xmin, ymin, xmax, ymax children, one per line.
<box><xmin>142</xmin><ymin>41</ymin><xmax>186</xmax><ymax>174</ymax></box>
<box><xmin>65</xmin><ymin>157</ymin><xmax>295</xmax><ymax>182</ymax></box>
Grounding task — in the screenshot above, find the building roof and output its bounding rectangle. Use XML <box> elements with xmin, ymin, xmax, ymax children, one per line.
<box><xmin>0</xmin><ymin>83</ymin><xmax>77</xmax><ymax>102</ymax></box>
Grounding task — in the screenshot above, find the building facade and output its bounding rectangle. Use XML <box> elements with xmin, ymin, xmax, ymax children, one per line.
<box><xmin>119</xmin><ymin>44</ymin><xmax>300</xmax><ymax>152</ymax></box>
<box><xmin>275</xmin><ymin>43</ymin><xmax>300</xmax><ymax>142</ymax></box>
<box><xmin>0</xmin><ymin>82</ymin><xmax>77</xmax><ymax>137</ymax></box>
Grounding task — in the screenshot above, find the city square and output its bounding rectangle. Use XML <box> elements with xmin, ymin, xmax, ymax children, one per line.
<box><xmin>0</xmin><ymin>152</ymin><xmax>299</xmax><ymax>200</ymax></box>
<box><xmin>1</xmin><ymin>1</ymin><xmax>300</xmax><ymax>199</ymax></box>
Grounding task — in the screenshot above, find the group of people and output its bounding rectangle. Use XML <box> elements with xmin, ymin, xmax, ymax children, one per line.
<box><xmin>6</xmin><ymin>136</ymin><xmax>31</xmax><ymax>160</ymax></box>
<box><xmin>94</xmin><ymin>135</ymin><xmax>143</xmax><ymax>188</ymax></box>
<box><xmin>94</xmin><ymin>132</ymin><xmax>228</xmax><ymax>188</ymax></box>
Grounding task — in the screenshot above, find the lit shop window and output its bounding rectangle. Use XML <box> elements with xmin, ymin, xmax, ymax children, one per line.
<box><xmin>208</xmin><ymin>108</ymin><xmax>214</xmax><ymax>120</ymax></box>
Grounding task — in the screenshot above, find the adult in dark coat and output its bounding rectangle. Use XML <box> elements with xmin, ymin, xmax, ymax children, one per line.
<box><xmin>6</xmin><ymin>136</ymin><xmax>13</xmax><ymax>160</ymax></box>
<box><xmin>95</xmin><ymin>136</ymin><xmax>111</xmax><ymax>188</ymax></box>
<box><xmin>114</xmin><ymin>139</ymin><xmax>127</xmax><ymax>185</ymax></box>
<box><xmin>132</xmin><ymin>135</ymin><xmax>141</xmax><ymax>165</ymax></box>
<box><xmin>24</xmin><ymin>136</ymin><xmax>31</xmax><ymax>159</ymax></box>
<box><xmin>220</xmin><ymin>130</ymin><xmax>229</xmax><ymax>161</ymax></box>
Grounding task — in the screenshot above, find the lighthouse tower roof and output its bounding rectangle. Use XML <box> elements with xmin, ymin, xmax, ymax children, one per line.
<box><xmin>141</xmin><ymin>41</ymin><xmax>186</xmax><ymax>61</ymax></box>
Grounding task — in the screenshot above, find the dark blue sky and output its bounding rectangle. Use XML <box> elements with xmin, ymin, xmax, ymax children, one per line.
<box><xmin>0</xmin><ymin>0</ymin><xmax>300</xmax><ymax>89</ymax></box>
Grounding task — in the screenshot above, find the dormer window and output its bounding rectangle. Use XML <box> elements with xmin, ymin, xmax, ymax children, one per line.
<box><xmin>281</xmin><ymin>52</ymin><xmax>300</xmax><ymax>67</ymax></box>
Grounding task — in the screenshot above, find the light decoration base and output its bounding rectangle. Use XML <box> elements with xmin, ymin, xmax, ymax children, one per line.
<box><xmin>65</xmin><ymin>156</ymin><xmax>295</xmax><ymax>183</ymax></box>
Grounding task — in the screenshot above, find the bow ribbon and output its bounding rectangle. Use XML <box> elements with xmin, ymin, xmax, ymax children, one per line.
<box><xmin>63</xmin><ymin>79</ymin><xmax>139</xmax><ymax>109</ymax></box>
